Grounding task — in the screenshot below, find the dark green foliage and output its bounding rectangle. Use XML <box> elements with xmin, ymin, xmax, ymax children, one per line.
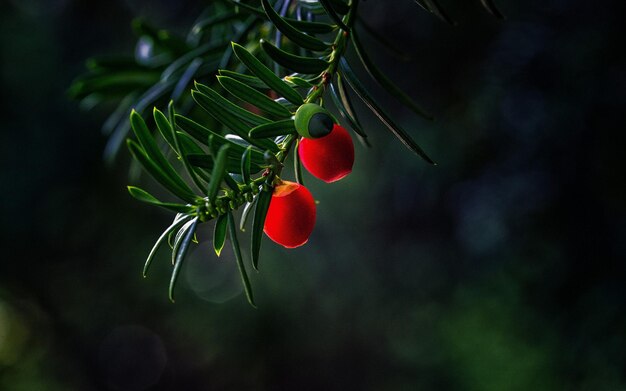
<box><xmin>260</xmin><ymin>39</ymin><xmax>330</xmax><ymax>74</ymax></box>
<box><xmin>217</xmin><ymin>76</ymin><xmax>292</xmax><ymax>118</ymax></box>
<box><xmin>213</xmin><ymin>213</ymin><xmax>228</xmax><ymax>256</ymax></box>
<box><xmin>339</xmin><ymin>59</ymin><xmax>435</xmax><ymax>164</ymax></box>
<box><xmin>261</xmin><ymin>0</ymin><xmax>331</xmax><ymax>52</ymax></box>
<box><xmin>351</xmin><ymin>29</ymin><xmax>433</xmax><ymax>120</ymax></box>
<box><xmin>71</xmin><ymin>0</ymin><xmax>503</xmax><ymax>306</ymax></box>
<box><xmin>249</xmin><ymin>120</ymin><xmax>297</xmax><ymax>138</ymax></box>
<box><xmin>251</xmin><ymin>182</ymin><xmax>273</xmax><ymax>271</ymax></box>
<box><xmin>231</xmin><ymin>42</ymin><xmax>304</xmax><ymax>105</ymax></box>
<box><xmin>319</xmin><ymin>0</ymin><xmax>350</xmax><ymax>30</ymax></box>
<box><xmin>227</xmin><ymin>211</ymin><xmax>256</xmax><ymax>307</ymax></box>
<box><xmin>169</xmin><ymin>218</ymin><xmax>199</xmax><ymax>302</ymax></box>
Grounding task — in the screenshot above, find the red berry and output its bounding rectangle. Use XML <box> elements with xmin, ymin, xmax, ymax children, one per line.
<box><xmin>263</xmin><ymin>181</ymin><xmax>316</xmax><ymax>248</ymax></box>
<box><xmin>298</xmin><ymin>124</ymin><xmax>354</xmax><ymax>183</ymax></box>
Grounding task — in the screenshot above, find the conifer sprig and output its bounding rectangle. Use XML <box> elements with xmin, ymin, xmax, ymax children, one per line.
<box><xmin>71</xmin><ymin>0</ymin><xmax>503</xmax><ymax>306</ymax></box>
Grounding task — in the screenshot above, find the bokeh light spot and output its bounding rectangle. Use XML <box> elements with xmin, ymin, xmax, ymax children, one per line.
<box><xmin>185</xmin><ymin>241</ymin><xmax>243</xmax><ymax>304</ymax></box>
<box><xmin>0</xmin><ymin>299</ymin><xmax>31</xmax><ymax>367</ymax></box>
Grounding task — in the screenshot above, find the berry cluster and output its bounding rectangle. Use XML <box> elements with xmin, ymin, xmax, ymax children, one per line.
<box><xmin>264</xmin><ymin>104</ymin><xmax>355</xmax><ymax>248</ymax></box>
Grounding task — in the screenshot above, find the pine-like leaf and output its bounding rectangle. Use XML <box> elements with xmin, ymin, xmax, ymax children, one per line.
<box><xmin>143</xmin><ymin>214</ymin><xmax>192</xmax><ymax>277</ymax></box>
<box><xmin>251</xmin><ymin>182</ymin><xmax>273</xmax><ymax>271</ymax></box>
<box><xmin>480</xmin><ymin>0</ymin><xmax>505</xmax><ymax>19</ymax></box>
<box><xmin>218</xmin><ymin>70</ymin><xmax>269</xmax><ymax>90</ymax></box>
<box><xmin>240</xmin><ymin>146</ymin><xmax>253</xmax><ymax>184</ymax></box>
<box><xmin>294</xmin><ymin>138</ymin><xmax>305</xmax><ymax>185</ymax></box>
<box><xmin>126</xmin><ymin>139</ymin><xmax>197</xmax><ymax>203</ymax></box>
<box><xmin>260</xmin><ymin>39</ymin><xmax>329</xmax><ymax>75</ymax></box>
<box><xmin>207</xmin><ymin>144</ymin><xmax>230</xmax><ymax>201</ymax></box>
<box><xmin>227</xmin><ymin>211</ymin><xmax>256</xmax><ymax>307</ymax></box>
<box><xmin>327</xmin><ymin>0</ymin><xmax>350</xmax><ymax>15</ymax></box>
<box><xmin>190</xmin><ymin>88</ymin><xmax>280</xmax><ymax>153</ymax></box>
<box><xmin>287</xmin><ymin>19</ymin><xmax>337</xmax><ymax>34</ymax></box>
<box><xmin>231</xmin><ymin>42</ymin><xmax>304</xmax><ymax>105</ymax></box>
<box><xmin>328</xmin><ymin>79</ymin><xmax>369</xmax><ymax>144</ymax></box>
<box><xmin>239</xmin><ymin>199</ymin><xmax>256</xmax><ymax>232</ymax></box>
<box><xmin>413</xmin><ymin>0</ymin><xmax>456</xmax><ymax>25</ymax></box>
<box><xmin>249</xmin><ymin>120</ymin><xmax>297</xmax><ymax>138</ymax></box>
<box><xmin>261</xmin><ymin>0</ymin><xmax>331</xmax><ymax>52</ymax></box>
<box><xmin>128</xmin><ymin>186</ymin><xmax>195</xmax><ymax>213</ymax></box>
<box><xmin>169</xmin><ymin>218</ymin><xmax>199</xmax><ymax>302</ymax></box>
<box><xmin>153</xmin><ymin>108</ymin><xmax>177</xmax><ymax>150</ymax></box>
<box><xmin>213</xmin><ymin>213</ymin><xmax>228</xmax><ymax>256</ymax></box>
<box><xmin>193</xmin><ymin>83</ymin><xmax>271</xmax><ymax>126</ymax></box>
<box><xmin>130</xmin><ymin>110</ymin><xmax>196</xmax><ymax>193</ymax></box>
<box><xmin>318</xmin><ymin>0</ymin><xmax>349</xmax><ymax>31</ymax></box>
<box><xmin>351</xmin><ymin>30</ymin><xmax>433</xmax><ymax>120</ymax></box>
<box><xmin>217</xmin><ymin>76</ymin><xmax>292</xmax><ymax>118</ymax></box>
<box><xmin>339</xmin><ymin>59</ymin><xmax>435</xmax><ymax>164</ymax></box>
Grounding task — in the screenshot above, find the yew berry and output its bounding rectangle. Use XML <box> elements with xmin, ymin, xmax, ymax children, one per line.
<box><xmin>263</xmin><ymin>181</ymin><xmax>316</xmax><ymax>248</ymax></box>
<box><xmin>298</xmin><ymin>124</ymin><xmax>354</xmax><ymax>183</ymax></box>
<box><xmin>294</xmin><ymin>103</ymin><xmax>334</xmax><ymax>139</ymax></box>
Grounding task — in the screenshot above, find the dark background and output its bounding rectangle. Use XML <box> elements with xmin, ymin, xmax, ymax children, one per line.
<box><xmin>1</xmin><ymin>0</ymin><xmax>626</xmax><ymax>389</ymax></box>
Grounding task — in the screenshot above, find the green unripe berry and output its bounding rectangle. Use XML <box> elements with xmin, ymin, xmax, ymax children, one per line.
<box><xmin>294</xmin><ymin>103</ymin><xmax>334</xmax><ymax>139</ymax></box>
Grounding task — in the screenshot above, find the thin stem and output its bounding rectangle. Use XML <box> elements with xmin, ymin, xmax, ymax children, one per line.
<box><xmin>305</xmin><ymin>0</ymin><xmax>359</xmax><ymax>104</ymax></box>
<box><xmin>272</xmin><ymin>0</ymin><xmax>359</xmax><ymax>179</ymax></box>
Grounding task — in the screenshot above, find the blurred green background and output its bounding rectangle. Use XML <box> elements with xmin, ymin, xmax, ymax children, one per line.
<box><xmin>1</xmin><ymin>0</ymin><xmax>626</xmax><ymax>390</ymax></box>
